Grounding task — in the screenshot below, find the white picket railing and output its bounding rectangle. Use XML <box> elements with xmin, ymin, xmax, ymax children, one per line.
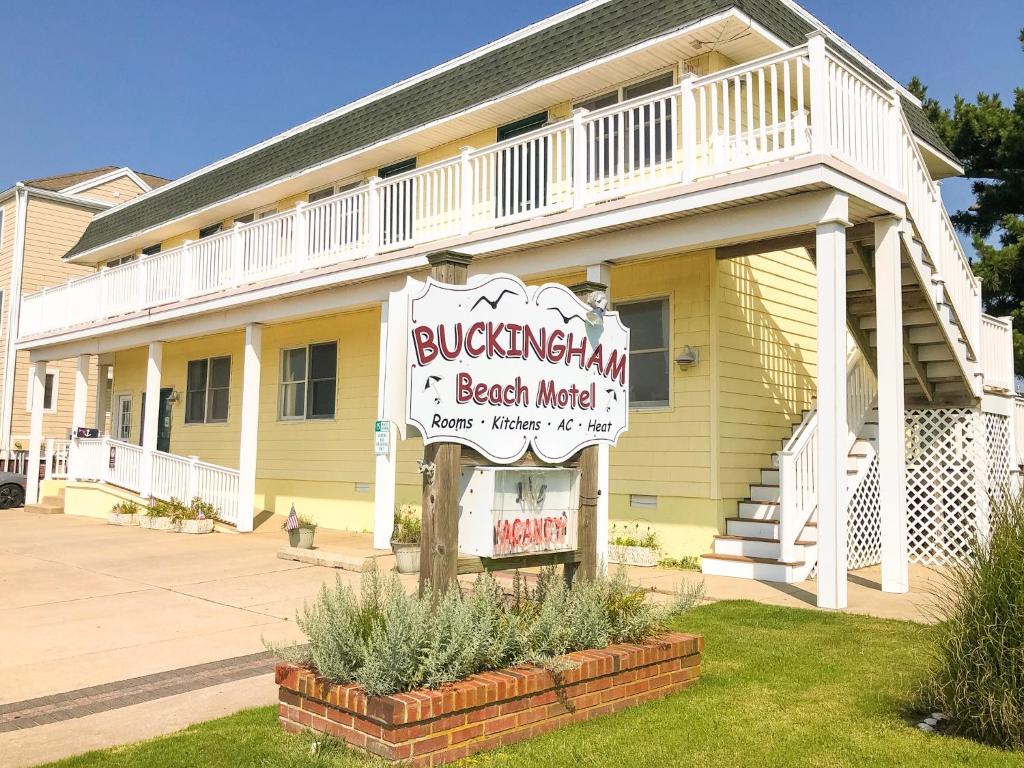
<box><xmin>981</xmin><ymin>314</ymin><xmax>1014</xmax><ymax>392</ymax></box>
<box><xmin>47</xmin><ymin>437</ymin><xmax>240</xmax><ymax>526</ymax></box>
<box><xmin>777</xmin><ymin>348</ymin><xmax>876</xmax><ymax>563</ymax></box>
<box><xmin>18</xmin><ymin>40</ymin><xmax>980</xmax><ymax>364</ymax></box>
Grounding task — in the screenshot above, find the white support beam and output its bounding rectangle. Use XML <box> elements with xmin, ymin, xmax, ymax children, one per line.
<box><xmin>72</xmin><ymin>355</ymin><xmax>90</xmax><ymax>430</ymax></box>
<box><xmin>237</xmin><ymin>324</ymin><xmax>262</xmax><ymax>533</ymax></box>
<box><xmin>587</xmin><ymin>263</ymin><xmax>613</xmax><ymax>573</ymax></box>
<box><xmin>815</xmin><ymin>217</ymin><xmax>849</xmax><ymax>610</ymax></box>
<box><xmin>26</xmin><ymin>361</ymin><xmax>47</xmax><ymax>505</ymax></box>
<box><xmin>874</xmin><ymin>216</ymin><xmax>909</xmax><ymax>593</ymax></box>
<box><xmin>141</xmin><ymin>342</ymin><xmax>162</xmax><ymax>497</ymax></box>
<box><xmin>95</xmin><ymin>364</ymin><xmax>111</xmax><ymax>432</ymax></box>
<box><xmin>373</xmin><ymin>301</ymin><xmax>398</xmax><ymax>550</ymax></box>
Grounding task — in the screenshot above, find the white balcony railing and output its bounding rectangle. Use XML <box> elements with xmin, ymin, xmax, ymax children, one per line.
<box><xmin>47</xmin><ymin>436</ymin><xmax>240</xmax><ymax>526</ymax></box>
<box><xmin>981</xmin><ymin>314</ymin><xmax>1014</xmax><ymax>392</ymax></box>
<box><xmin>19</xmin><ymin>40</ymin><xmax>979</xmax><ymax>360</ymax></box>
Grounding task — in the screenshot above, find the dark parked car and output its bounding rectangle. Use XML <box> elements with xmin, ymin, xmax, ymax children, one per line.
<box><xmin>0</xmin><ymin>472</ymin><xmax>26</xmax><ymax>508</ymax></box>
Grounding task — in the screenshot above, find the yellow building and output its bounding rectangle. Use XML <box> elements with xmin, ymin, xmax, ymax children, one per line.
<box><xmin>17</xmin><ymin>0</ymin><xmax>1016</xmax><ymax>610</ymax></box>
<box><xmin>0</xmin><ymin>167</ymin><xmax>167</xmax><ymax>505</ymax></box>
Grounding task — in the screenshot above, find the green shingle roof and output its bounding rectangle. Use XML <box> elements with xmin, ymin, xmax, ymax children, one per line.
<box><xmin>66</xmin><ymin>0</ymin><xmax>955</xmax><ymax>259</ymax></box>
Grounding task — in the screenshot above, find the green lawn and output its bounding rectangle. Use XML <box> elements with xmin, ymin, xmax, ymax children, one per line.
<box><xmin>41</xmin><ymin>601</ymin><xmax>1024</xmax><ymax>768</ymax></box>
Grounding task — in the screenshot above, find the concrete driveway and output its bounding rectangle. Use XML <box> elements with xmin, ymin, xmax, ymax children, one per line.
<box><xmin>0</xmin><ymin>510</ymin><xmax>391</xmax><ymax>767</ymax></box>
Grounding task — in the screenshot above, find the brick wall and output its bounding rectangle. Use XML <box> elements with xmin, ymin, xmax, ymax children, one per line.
<box><xmin>277</xmin><ymin>631</ymin><xmax>703</xmax><ymax>767</ymax></box>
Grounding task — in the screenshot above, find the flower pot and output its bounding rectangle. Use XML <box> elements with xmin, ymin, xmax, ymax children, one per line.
<box><xmin>287</xmin><ymin>526</ymin><xmax>316</xmax><ymax>549</ymax></box>
<box><xmin>141</xmin><ymin>516</ymin><xmax>175</xmax><ymax>532</ymax></box>
<box><xmin>391</xmin><ymin>541</ymin><xmax>420</xmax><ymax>574</ymax></box>
<box><xmin>107</xmin><ymin>512</ymin><xmax>138</xmax><ymax>527</ymax></box>
<box><xmin>608</xmin><ymin>544</ymin><xmax>659</xmax><ymax>567</ymax></box>
<box><xmin>178</xmin><ymin>519</ymin><xmax>214</xmax><ymax>535</ymax></box>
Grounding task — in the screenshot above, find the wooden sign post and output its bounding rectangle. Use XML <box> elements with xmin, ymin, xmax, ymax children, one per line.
<box><xmin>419</xmin><ymin>251</ymin><xmax>472</xmax><ymax>596</ymax></box>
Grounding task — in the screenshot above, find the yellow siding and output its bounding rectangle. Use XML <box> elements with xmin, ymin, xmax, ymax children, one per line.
<box><xmin>9</xmin><ymin>196</ymin><xmax>104</xmax><ymax>445</ymax></box>
<box><xmin>76</xmin><ymin>175</ymin><xmax>148</xmax><ymax>204</ymax></box>
<box><xmin>160</xmin><ymin>229</ymin><xmax>199</xmax><ymax>251</ymax></box>
<box><xmin>416</xmin><ymin>127</ymin><xmax>498</xmax><ymax>167</ymax></box>
<box><xmin>716</xmin><ymin>249</ymin><xmax>817</xmax><ymax>505</ymax></box>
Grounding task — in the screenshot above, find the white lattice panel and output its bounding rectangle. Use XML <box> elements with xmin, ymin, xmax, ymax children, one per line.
<box><xmin>905</xmin><ymin>408</ymin><xmax>983</xmax><ymax>566</ymax></box>
<box><xmin>984</xmin><ymin>412</ymin><xmax>1012</xmax><ymax>498</ymax></box>
<box><xmin>847</xmin><ymin>455</ymin><xmax>881</xmax><ymax>569</ymax></box>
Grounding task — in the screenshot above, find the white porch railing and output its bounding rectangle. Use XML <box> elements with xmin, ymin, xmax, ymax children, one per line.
<box><xmin>777</xmin><ymin>348</ymin><xmax>877</xmax><ymax>563</ymax></box>
<box><xmin>47</xmin><ymin>436</ymin><xmax>240</xmax><ymax>526</ymax></box>
<box><xmin>22</xmin><ymin>40</ymin><xmax>951</xmax><ymax>341</ymax></box>
<box><xmin>981</xmin><ymin>314</ymin><xmax>1014</xmax><ymax>392</ymax></box>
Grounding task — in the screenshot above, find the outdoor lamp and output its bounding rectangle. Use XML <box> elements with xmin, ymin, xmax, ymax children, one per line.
<box><xmin>675</xmin><ymin>345</ymin><xmax>700</xmax><ymax>368</ymax></box>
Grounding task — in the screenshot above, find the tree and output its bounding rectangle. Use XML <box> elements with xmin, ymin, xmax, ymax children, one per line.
<box><xmin>910</xmin><ymin>29</ymin><xmax>1024</xmax><ymax>372</ymax></box>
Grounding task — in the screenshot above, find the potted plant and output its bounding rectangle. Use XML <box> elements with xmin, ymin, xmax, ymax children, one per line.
<box><xmin>391</xmin><ymin>504</ymin><xmax>422</xmax><ymax>574</ymax></box>
<box><xmin>608</xmin><ymin>523</ymin><xmax>660</xmax><ymax>567</ymax></box>
<box><xmin>107</xmin><ymin>499</ymin><xmax>140</xmax><ymax>526</ymax></box>
<box><xmin>282</xmin><ymin>505</ymin><xmax>317</xmax><ymax>549</ymax></box>
<box><xmin>139</xmin><ymin>497</ymin><xmax>181</xmax><ymax>531</ymax></box>
<box><xmin>172</xmin><ymin>497</ymin><xmax>219</xmax><ymax>534</ymax></box>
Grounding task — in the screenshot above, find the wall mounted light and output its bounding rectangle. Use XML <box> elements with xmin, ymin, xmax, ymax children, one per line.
<box><xmin>166</xmin><ymin>390</ymin><xmax>180</xmax><ymax>404</ymax></box>
<box><xmin>674</xmin><ymin>346</ymin><xmax>700</xmax><ymax>368</ymax></box>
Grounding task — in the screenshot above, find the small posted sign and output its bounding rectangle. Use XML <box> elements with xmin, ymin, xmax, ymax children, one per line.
<box><xmin>374</xmin><ymin>420</ymin><xmax>391</xmax><ymax>456</ymax></box>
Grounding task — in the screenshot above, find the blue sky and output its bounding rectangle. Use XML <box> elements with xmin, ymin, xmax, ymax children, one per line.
<box><xmin>1</xmin><ymin>1</ymin><xmax>1019</xmax><ymax>249</ymax></box>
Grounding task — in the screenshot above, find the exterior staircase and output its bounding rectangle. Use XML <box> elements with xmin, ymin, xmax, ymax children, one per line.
<box><xmin>26</xmin><ymin>485</ymin><xmax>65</xmax><ymax>515</ymax></box>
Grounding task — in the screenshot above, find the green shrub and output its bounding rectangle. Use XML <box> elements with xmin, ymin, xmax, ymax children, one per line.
<box><xmin>392</xmin><ymin>504</ymin><xmax>422</xmax><ymax>544</ymax></box>
<box><xmin>270</xmin><ymin>565</ymin><xmax>702</xmax><ymax>696</ymax></box>
<box><xmin>171</xmin><ymin>496</ymin><xmax>220</xmax><ymax>523</ymax></box>
<box><xmin>610</xmin><ymin>522</ymin><xmax>658</xmax><ymax>549</ymax></box>
<box><xmin>111</xmin><ymin>500</ymin><xmax>140</xmax><ymax>516</ymax></box>
<box><xmin>658</xmin><ymin>555</ymin><xmax>702</xmax><ymax>571</ymax></box>
<box><xmin>146</xmin><ymin>497</ymin><xmax>187</xmax><ymax>518</ymax></box>
<box><xmin>280</xmin><ymin>512</ymin><xmax>317</xmax><ymax>530</ymax></box>
<box><xmin>917</xmin><ymin>490</ymin><xmax>1024</xmax><ymax>748</ymax></box>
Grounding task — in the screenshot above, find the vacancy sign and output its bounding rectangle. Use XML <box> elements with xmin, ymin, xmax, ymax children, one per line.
<box><xmin>406</xmin><ymin>274</ymin><xmax>629</xmax><ymax>464</ymax></box>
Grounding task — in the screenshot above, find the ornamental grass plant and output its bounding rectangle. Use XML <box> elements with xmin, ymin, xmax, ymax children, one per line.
<box><xmin>270</xmin><ymin>566</ymin><xmax>702</xmax><ymax>696</ymax></box>
<box><xmin>917</xmin><ymin>490</ymin><xmax>1024</xmax><ymax>749</ymax></box>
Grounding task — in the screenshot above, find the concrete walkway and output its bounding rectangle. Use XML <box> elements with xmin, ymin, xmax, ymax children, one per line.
<box><xmin>0</xmin><ymin>510</ymin><xmax>945</xmax><ymax>766</ymax></box>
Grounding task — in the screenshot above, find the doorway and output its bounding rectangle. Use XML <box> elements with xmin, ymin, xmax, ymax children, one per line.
<box><xmin>139</xmin><ymin>387</ymin><xmax>173</xmax><ymax>452</ymax></box>
<box><xmin>114</xmin><ymin>394</ymin><xmax>132</xmax><ymax>441</ymax></box>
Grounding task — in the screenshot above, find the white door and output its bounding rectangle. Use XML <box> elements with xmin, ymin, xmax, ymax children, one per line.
<box><xmin>114</xmin><ymin>395</ymin><xmax>132</xmax><ymax>441</ymax></box>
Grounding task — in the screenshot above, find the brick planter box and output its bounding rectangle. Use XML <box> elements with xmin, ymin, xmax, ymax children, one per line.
<box><xmin>277</xmin><ymin>631</ymin><xmax>702</xmax><ymax>766</ymax></box>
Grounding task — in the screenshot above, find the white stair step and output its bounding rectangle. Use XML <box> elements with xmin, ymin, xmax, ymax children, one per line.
<box><xmin>736</xmin><ymin>501</ymin><xmax>779</xmax><ymax>520</ymax></box>
<box><xmin>859</xmin><ymin>423</ymin><xmax>879</xmax><ymax>440</ymax></box>
<box><xmin>917</xmin><ymin>344</ymin><xmax>954</xmax><ymax>362</ymax></box>
<box><xmin>749</xmin><ymin>484</ymin><xmax>780</xmax><ymax>503</ymax></box>
<box><xmin>926</xmin><ymin>360</ymin><xmax>962</xmax><ymax>379</ymax></box>
<box><xmin>760</xmin><ymin>468</ymin><xmax>779</xmax><ymax>485</ymax></box>
<box><xmin>726</xmin><ymin>517</ymin><xmax>781</xmax><ymax>538</ymax></box>
<box><xmin>712</xmin><ymin>535</ymin><xmax>817</xmax><ymax>560</ymax></box>
<box><xmin>700</xmin><ymin>553</ymin><xmax>813</xmax><ymax>583</ymax></box>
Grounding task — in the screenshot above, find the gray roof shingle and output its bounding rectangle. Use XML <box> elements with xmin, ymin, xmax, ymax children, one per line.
<box><xmin>66</xmin><ymin>0</ymin><xmax>953</xmax><ymax>258</ymax></box>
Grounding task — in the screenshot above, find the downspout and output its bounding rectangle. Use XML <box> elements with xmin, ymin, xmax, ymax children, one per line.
<box><xmin>1</xmin><ymin>184</ymin><xmax>29</xmax><ymax>453</ymax></box>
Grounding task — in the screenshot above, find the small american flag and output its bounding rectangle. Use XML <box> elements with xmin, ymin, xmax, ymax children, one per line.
<box><xmin>285</xmin><ymin>504</ymin><xmax>300</xmax><ymax>531</ymax></box>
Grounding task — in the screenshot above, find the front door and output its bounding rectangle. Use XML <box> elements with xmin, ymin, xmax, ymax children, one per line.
<box><xmin>114</xmin><ymin>394</ymin><xmax>132</xmax><ymax>441</ymax></box>
<box><xmin>139</xmin><ymin>388</ymin><xmax>173</xmax><ymax>452</ymax></box>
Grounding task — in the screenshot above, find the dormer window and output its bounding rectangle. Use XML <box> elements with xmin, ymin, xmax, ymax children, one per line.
<box><xmin>198</xmin><ymin>223</ymin><xmax>223</xmax><ymax>239</ymax></box>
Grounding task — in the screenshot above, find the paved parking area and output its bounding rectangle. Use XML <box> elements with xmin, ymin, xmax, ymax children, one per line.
<box><xmin>0</xmin><ymin>509</ymin><xmax>401</xmax><ymax>767</ymax></box>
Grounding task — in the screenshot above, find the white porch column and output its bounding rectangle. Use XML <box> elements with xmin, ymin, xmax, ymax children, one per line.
<box><xmin>95</xmin><ymin>364</ymin><xmax>111</xmax><ymax>432</ymax></box>
<box><xmin>587</xmin><ymin>263</ymin><xmax>613</xmax><ymax>572</ymax></box>
<box><xmin>26</xmin><ymin>361</ymin><xmax>47</xmax><ymax>505</ymax></box>
<box><xmin>874</xmin><ymin>216</ymin><xmax>909</xmax><ymax>593</ymax></box>
<box><xmin>815</xmin><ymin>213</ymin><xmax>849</xmax><ymax>610</ymax></box>
<box><xmin>140</xmin><ymin>342</ymin><xmax>162</xmax><ymax>497</ymax></box>
<box><xmin>72</xmin><ymin>355</ymin><xmax>90</xmax><ymax>429</ymax></box>
<box><xmin>237</xmin><ymin>323</ymin><xmax>262</xmax><ymax>533</ymax></box>
<box><xmin>373</xmin><ymin>301</ymin><xmax>397</xmax><ymax>550</ymax></box>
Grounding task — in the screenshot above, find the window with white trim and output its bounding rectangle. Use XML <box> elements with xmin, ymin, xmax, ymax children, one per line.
<box><xmin>185</xmin><ymin>356</ymin><xmax>231</xmax><ymax>424</ymax></box>
<box><xmin>233</xmin><ymin>206</ymin><xmax>276</xmax><ymax>224</ymax></box>
<box><xmin>279</xmin><ymin>342</ymin><xmax>337</xmax><ymax>420</ymax></box>
<box><xmin>105</xmin><ymin>254</ymin><xmax>136</xmax><ymax>269</ymax></box>
<box><xmin>617</xmin><ymin>298</ymin><xmax>670</xmax><ymax>408</ymax></box>
<box><xmin>26</xmin><ymin>369</ymin><xmax>59</xmax><ymax>413</ymax></box>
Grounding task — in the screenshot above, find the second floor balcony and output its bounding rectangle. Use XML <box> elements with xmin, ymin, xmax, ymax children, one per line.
<box><xmin>18</xmin><ymin>38</ymin><xmax>978</xmax><ymax>369</ymax></box>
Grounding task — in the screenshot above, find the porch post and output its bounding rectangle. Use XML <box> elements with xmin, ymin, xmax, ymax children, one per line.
<box><xmin>26</xmin><ymin>360</ymin><xmax>47</xmax><ymax>505</ymax></box>
<box><xmin>587</xmin><ymin>263</ymin><xmax>613</xmax><ymax>573</ymax></box>
<box><xmin>140</xmin><ymin>341</ymin><xmax>162</xmax><ymax>497</ymax></box>
<box><xmin>373</xmin><ymin>300</ymin><xmax>398</xmax><ymax>550</ymax></box>
<box><xmin>874</xmin><ymin>216</ymin><xmax>909</xmax><ymax>592</ymax></box>
<box><xmin>72</xmin><ymin>355</ymin><xmax>90</xmax><ymax>429</ymax></box>
<box><xmin>237</xmin><ymin>323</ymin><xmax>262</xmax><ymax>533</ymax></box>
<box><xmin>94</xmin><ymin>364</ymin><xmax>111</xmax><ymax>432</ymax></box>
<box><xmin>815</xmin><ymin>209</ymin><xmax>850</xmax><ymax>610</ymax></box>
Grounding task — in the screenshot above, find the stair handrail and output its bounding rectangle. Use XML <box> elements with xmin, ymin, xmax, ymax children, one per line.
<box><xmin>777</xmin><ymin>348</ymin><xmax>876</xmax><ymax>563</ymax></box>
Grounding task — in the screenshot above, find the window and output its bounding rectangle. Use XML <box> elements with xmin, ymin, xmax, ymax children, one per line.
<box><xmin>233</xmin><ymin>207</ymin><xmax>276</xmax><ymax>225</ymax></box>
<box><xmin>279</xmin><ymin>342</ymin><xmax>337</xmax><ymax>420</ymax></box>
<box><xmin>141</xmin><ymin>243</ymin><xmax>162</xmax><ymax>256</ymax></box>
<box><xmin>115</xmin><ymin>394</ymin><xmax>133</xmax><ymax>440</ymax></box>
<box><xmin>574</xmin><ymin>71</ymin><xmax>675</xmax><ymax>181</ymax></box>
<box><xmin>198</xmin><ymin>222</ymin><xmax>223</xmax><ymax>239</ymax></box>
<box><xmin>105</xmin><ymin>254</ymin><xmax>136</xmax><ymax>269</ymax></box>
<box><xmin>617</xmin><ymin>299</ymin><xmax>670</xmax><ymax>407</ymax></box>
<box><xmin>308</xmin><ymin>179</ymin><xmax>362</xmax><ymax>204</ymax></box>
<box><xmin>26</xmin><ymin>369</ymin><xmax>58</xmax><ymax>413</ymax></box>
<box><xmin>185</xmin><ymin>356</ymin><xmax>231</xmax><ymax>424</ymax></box>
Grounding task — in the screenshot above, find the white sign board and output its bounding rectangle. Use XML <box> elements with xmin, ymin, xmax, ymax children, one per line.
<box><xmin>405</xmin><ymin>274</ymin><xmax>629</xmax><ymax>464</ymax></box>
